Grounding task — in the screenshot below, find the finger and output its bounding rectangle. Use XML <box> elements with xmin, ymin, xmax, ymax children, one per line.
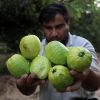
<box><xmin>83</xmin><ymin>69</ymin><xmax>90</xmax><ymax>77</ymax></box>
<box><xmin>65</xmin><ymin>81</ymin><xmax>81</xmax><ymax>92</ymax></box>
<box><xmin>70</xmin><ymin>70</ymin><xmax>83</xmax><ymax>81</ymax></box>
<box><xmin>26</xmin><ymin>72</ymin><xmax>39</xmax><ymax>84</ymax></box>
<box><xmin>26</xmin><ymin>74</ymin><xmax>35</xmax><ymax>85</ymax></box>
<box><xmin>35</xmin><ymin>80</ymin><xmax>46</xmax><ymax>85</ymax></box>
<box><xmin>31</xmin><ymin>72</ymin><xmax>38</xmax><ymax>79</ymax></box>
<box><xmin>21</xmin><ymin>74</ymin><xmax>29</xmax><ymax>80</ymax></box>
<box><xmin>71</xmin><ymin>69</ymin><xmax>91</xmax><ymax>81</ymax></box>
<box><xmin>70</xmin><ymin>70</ymin><xmax>81</xmax><ymax>77</ymax></box>
<box><xmin>16</xmin><ymin>74</ymin><xmax>28</xmax><ymax>85</ymax></box>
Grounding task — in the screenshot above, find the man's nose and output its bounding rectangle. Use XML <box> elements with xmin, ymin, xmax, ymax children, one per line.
<box><xmin>52</xmin><ymin>28</ymin><xmax>57</xmax><ymax>36</ymax></box>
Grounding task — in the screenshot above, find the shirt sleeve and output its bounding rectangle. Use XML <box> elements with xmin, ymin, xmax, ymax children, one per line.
<box><xmin>81</xmin><ymin>39</ymin><xmax>98</xmax><ymax>71</ymax></box>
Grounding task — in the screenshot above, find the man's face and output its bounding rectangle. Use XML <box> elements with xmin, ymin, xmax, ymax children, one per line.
<box><xmin>43</xmin><ymin>14</ymin><xmax>69</xmax><ymax>44</ymax></box>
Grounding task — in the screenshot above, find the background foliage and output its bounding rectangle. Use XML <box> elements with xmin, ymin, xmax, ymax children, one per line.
<box><xmin>0</xmin><ymin>0</ymin><xmax>100</xmax><ymax>52</ymax></box>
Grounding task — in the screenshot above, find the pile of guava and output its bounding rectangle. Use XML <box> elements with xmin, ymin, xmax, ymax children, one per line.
<box><xmin>6</xmin><ymin>36</ymin><xmax>92</xmax><ymax>91</ymax></box>
<box><xmin>45</xmin><ymin>41</ymin><xmax>92</xmax><ymax>91</ymax></box>
<box><xmin>6</xmin><ymin>34</ymin><xmax>52</xmax><ymax>79</ymax></box>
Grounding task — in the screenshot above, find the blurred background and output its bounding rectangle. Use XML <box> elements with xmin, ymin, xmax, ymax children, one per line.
<box><xmin>0</xmin><ymin>0</ymin><xmax>100</xmax><ymax>100</ymax></box>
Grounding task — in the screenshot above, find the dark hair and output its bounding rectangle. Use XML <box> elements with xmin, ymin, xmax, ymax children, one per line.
<box><xmin>38</xmin><ymin>3</ymin><xmax>70</xmax><ymax>24</ymax></box>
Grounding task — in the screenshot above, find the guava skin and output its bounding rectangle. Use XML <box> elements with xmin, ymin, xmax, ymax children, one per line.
<box><xmin>6</xmin><ymin>54</ymin><xmax>30</xmax><ymax>78</ymax></box>
<box><xmin>30</xmin><ymin>55</ymin><xmax>52</xmax><ymax>79</ymax></box>
<box><xmin>48</xmin><ymin>65</ymin><xmax>74</xmax><ymax>91</ymax></box>
<box><xmin>67</xmin><ymin>47</ymin><xmax>92</xmax><ymax>72</ymax></box>
<box><xmin>19</xmin><ymin>35</ymin><xmax>41</xmax><ymax>60</ymax></box>
<box><xmin>45</xmin><ymin>41</ymin><xmax>68</xmax><ymax>65</ymax></box>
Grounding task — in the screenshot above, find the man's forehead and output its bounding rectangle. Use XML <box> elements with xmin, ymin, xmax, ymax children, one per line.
<box><xmin>43</xmin><ymin>22</ymin><xmax>65</xmax><ymax>27</ymax></box>
<box><xmin>43</xmin><ymin>14</ymin><xmax>65</xmax><ymax>26</ymax></box>
<box><xmin>44</xmin><ymin>14</ymin><xmax>65</xmax><ymax>22</ymax></box>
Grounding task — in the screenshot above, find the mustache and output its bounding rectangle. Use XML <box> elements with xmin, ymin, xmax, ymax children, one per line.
<box><xmin>46</xmin><ymin>38</ymin><xmax>63</xmax><ymax>43</ymax></box>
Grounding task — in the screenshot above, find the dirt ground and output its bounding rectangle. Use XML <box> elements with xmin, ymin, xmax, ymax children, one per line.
<box><xmin>0</xmin><ymin>53</ymin><xmax>100</xmax><ymax>100</ymax></box>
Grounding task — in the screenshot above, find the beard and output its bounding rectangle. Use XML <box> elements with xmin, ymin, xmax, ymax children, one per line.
<box><xmin>46</xmin><ymin>32</ymin><xmax>69</xmax><ymax>45</ymax></box>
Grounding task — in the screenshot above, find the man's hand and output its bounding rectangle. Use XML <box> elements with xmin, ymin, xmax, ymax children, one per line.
<box><xmin>16</xmin><ymin>73</ymin><xmax>45</xmax><ymax>95</ymax></box>
<box><xmin>57</xmin><ymin>69</ymin><xmax>90</xmax><ymax>92</ymax></box>
<box><xmin>66</xmin><ymin>69</ymin><xmax>90</xmax><ymax>92</ymax></box>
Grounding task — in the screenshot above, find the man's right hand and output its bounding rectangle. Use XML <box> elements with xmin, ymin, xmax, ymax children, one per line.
<box><xmin>16</xmin><ymin>73</ymin><xmax>45</xmax><ymax>95</ymax></box>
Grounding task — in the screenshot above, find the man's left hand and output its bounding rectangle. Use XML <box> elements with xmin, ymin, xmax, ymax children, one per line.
<box><xmin>58</xmin><ymin>69</ymin><xmax>90</xmax><ymax>92</ymax></box>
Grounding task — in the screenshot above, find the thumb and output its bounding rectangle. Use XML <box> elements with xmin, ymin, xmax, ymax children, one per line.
<box><xmin>35</xmin><ymin>80</ymin><xmax>46</xmax><ymax>85</ymax></box>
<box><xmin>66</xmin><ymin>81</ymin><xmax>81</xmax><ymax>92</ymax></box>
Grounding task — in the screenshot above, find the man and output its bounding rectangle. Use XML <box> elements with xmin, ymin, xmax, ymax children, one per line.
<box><xmin>16</xmin><ymin>3</ymin><xmax>100</xmax><ymax>100</ymax></box>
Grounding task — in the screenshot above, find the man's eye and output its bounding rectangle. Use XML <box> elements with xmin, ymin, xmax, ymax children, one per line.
<box><xmin>44</xmin><ymin>26</ymin><xmax>52</xmax><ymax>30</ymax></box>
<box><xmin>55</xmin><ymin>24</ymin><xmax>65</xmax><ymax>29</ymax></box>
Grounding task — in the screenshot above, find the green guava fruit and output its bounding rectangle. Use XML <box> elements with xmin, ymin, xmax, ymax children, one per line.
<box><xmin>67</xmin><ymin>47</ymin><xmax>92</xmax><ymax>72</ymax></box>
<box><xmin>6</xmin><ymin>54</ymin><xmax>30</xmax><ymax>78</ymax></box>
<box><xmin>19</xmin><ymin>35</ymin><xmax>41</xmax><ymax>59</ymax></box>
<box><xmin>48</xmin><ymin>65</ymin><xmax>74</xmax><ymax>91</ymax></box>
<box><xmin>45</xmin><ymin>41</ymin><xmax>68</xmax><ymax>65</ymax></box>
<box><xmin>30</xmin><ymin>55</ymin><xmax>52</xmax><ymax>79</ymax></box>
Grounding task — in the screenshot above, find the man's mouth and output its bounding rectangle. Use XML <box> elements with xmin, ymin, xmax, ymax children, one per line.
<box><xmin>49</xmin><ymin>38</ymin><xmax>61</xmax><ymax>42</ymax></box>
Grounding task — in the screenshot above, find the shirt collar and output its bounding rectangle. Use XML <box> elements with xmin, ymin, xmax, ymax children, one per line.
<box><xmin>66</xmin><ymin>32</ymin><xmax>73</xmax><ymax>46</ymax></box>
<box><xmin>42</xmin><ymin>32</ymin><xmax>73</xmax><ymax>46</ymax></box>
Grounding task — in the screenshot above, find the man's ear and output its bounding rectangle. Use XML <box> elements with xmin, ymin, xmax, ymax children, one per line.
<box><xmin>67</xmin><ymin>20</ymin><xmax>70</xmax><ymax>25</ymax></box>
<box><xmin>66</xmin><ymin>20</ymin><xmax>70</xmax><ymax>31</ymax></box>
<box><xmin>65</xmin><ymin>22</ymin><xmax>69</xmax><ymax>30</ymax></box>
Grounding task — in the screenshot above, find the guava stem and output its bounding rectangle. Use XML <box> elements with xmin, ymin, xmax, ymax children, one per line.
<box><xmin>78</xmin><ymin>51</ymin><xmax>85</xmax><ymax>57</ymax></box>
<box><xmin>52</xmin><ymin>68</ymin><xmax>56</xmax><ymax>73</ymax></box>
